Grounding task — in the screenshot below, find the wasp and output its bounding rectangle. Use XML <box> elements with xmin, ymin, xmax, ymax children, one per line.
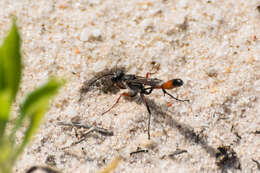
<box><xmin>80</xmin><ymin>67</ymin><xmax>189</xmax><ymax>139</ymax></box>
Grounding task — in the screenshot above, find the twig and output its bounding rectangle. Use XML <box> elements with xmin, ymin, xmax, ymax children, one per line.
<box><xmin>252</xmin><ymin>159</ymin><xmax>260</xmax><ymax>170</ymax></box>
<box><xmin>26</xmin><ymin>166</ymin><xmax>60</xmax><ymax>173</ymax></box>
<box><xmin>168</xmin><ymin>149</ymin><xmax>187</xmax><ymax>158</ymax></box>
<box><xmin>130</xmin><ymin>149</ymin><xmax>149</xmax><ymax>156</ymax></box>
<box><xmin>252</xmin><ymin>130</ymin><xmax>260</xmax><ymax>134</ymax></box>
<box><xmin>58</xmin><ymin>121</ymin><xmax>113</xmax><ymax>148</ymax></box>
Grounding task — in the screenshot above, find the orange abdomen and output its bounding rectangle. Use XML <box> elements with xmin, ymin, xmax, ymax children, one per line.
<box><xmin>161</xmin><ymin>80</ymin><xmax>174</xmax><ymax>89</ymax></box>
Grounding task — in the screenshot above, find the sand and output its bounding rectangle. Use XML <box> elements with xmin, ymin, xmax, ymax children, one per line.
<box><xmin>0</xmin><ymin>0</ymin><xmax>260</xmax><ymax>172</ymax></box>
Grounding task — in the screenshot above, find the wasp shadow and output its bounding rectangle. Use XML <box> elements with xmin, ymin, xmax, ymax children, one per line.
<box><xmin>144</xmin><ymin>97</ymin><xmax>218</xmax><ymax>157</ymax></box>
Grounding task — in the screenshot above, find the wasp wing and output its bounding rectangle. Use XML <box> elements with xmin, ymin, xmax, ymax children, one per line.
<box><xmin>126</xmin><ymin>75</ymin><xmax>163</xmax><ymax>87</ymax></box>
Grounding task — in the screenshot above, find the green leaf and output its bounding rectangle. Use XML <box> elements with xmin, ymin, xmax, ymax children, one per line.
<box><xmin>0</xmin><ymin>91</ymin><xmax>11</xmax><ymax>121</ymax></box>
<box><xmin>0</xmin><ymin>20</ymin><xmax>21</xmax><ymax>102</ymax></box>
<box><xmin>11</xmin><ymin>78</ymin><xmax>63</xmax><ymax>144</ymax></box>
<box><xmin>13</xmin><ymin>78</ymin><xmax>63</xmax><ymax>157</ymax></box>
<box><xmin>0</xmin><ymin>137</ymin><xmax>13</xmax><ymax>173</ymax></box>
<box><xmin>0</xmin><ymin>20</ymin><xmax>63</xmax><ymax>173</ymax></box>
<box><xmin>0</xmin><ymin>20</ymin><xmax>22</xmax><ymax>137</ymax></box>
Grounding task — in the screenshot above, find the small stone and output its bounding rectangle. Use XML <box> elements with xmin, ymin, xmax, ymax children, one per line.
<box><xmin>80</xmin><ymin>28</ymin><xmax>103</xmax><ymax>41</ymax></box>
<box><xmin>92</xmin><ymin>29</ymin><xmax>102</xmax><ymax>39</ymax></box>
<box><xmin>207</xmin><ymin>68</ymin><xmax>218</xmax><ymax>77</ymax></box>
<box><xmin>80</xmin><ymin>29</ymin><xmax>90</xmax><ymax>41</ymax></box>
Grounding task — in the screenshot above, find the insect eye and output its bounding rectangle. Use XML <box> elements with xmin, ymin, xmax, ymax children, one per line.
<box><xmin>172</xmin><ymin>79</ymin><xmax>183</xmax><ymax>87</ymax></box>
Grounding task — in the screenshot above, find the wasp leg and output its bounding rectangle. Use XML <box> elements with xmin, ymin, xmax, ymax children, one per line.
<box><xmin>102</xmin><ymin>92</ymin><xmax>137</xmax><ymax>115</ymax></box>
<box><xmin>146</xmin><ymin>72</ymin><xmax>152</xmax><ymax>78</ymax></box>
<box><xmin>146</xmin><ymin>64</ymin><xmax>159</xmax><ymax>78</ymax></box>
<box><xmin>140</xmin><ymin>93</ymin><xmax>151</xmax><ymax>140</ymax></box>
<box><xmin>162</xmin><ymin>89</ymin><xmax>189</xmax><ymax>102</ymax></box>
<box><xmin>145</xmin><ymin>72</ymin><xmax>157</xmax><ymax>78</ymax></box>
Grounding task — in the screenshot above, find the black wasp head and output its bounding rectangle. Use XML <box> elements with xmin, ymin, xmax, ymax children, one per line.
<box><xmin>172</xmin><ymin>78</ymin><xmax>184</xmax><ymax>87</ymax></box>
<box><xmin>111</xmin><ymin>70</ymin><xmax>125</xmax><ymax>82</ymax></box>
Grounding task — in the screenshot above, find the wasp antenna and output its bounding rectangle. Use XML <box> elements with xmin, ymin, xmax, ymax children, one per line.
<box><xmin>87</xmin><ymin>73</ymin><xmax>114</xmax><ymax>87</ymax></box>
